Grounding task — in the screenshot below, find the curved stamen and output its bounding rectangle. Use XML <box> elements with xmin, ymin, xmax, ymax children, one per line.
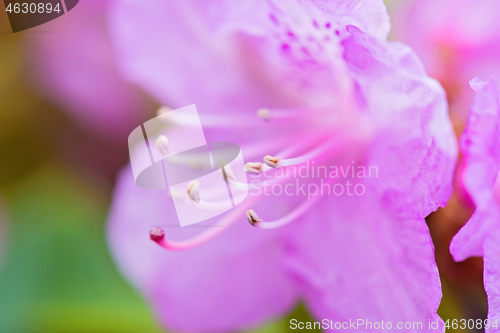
<box><xmin>256</xmin><ymin>107</ymin><xmax>312</xmax><ymax>121</ymax></box>
<box><xmin>255</xmin><ymin>133</ymin><xmax>330</xmax><ymax>172</ymax></box>
<box><xmin>264</xmin><ymin>137</ymin><xmax>344</xmax><ymax>168</ymax></box>
<box><xmin>149</xmin><ymin>196</ymin><xmax>259</xmax><ymax>251</ymax></box>
<box><xmin>159</xmin><ymin>112</ymin><xmax>261</xmax><ymax>127</ymax></box>
<box><xmin>158</xmin><ymin>106</ymin><xmax>316</xmax><ymax>128</ymax></box>
<box><xmin>246</xmin><ymin>194</ymin><xmax>323</xmax><ymax>229</ymax></box>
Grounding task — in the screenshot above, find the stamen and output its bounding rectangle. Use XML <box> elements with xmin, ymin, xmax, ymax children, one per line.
<box><xmin>267</xmin><ymin>137</ymin><xmax>345</xmax><ymax>168</ymax></box>
<box><xmin>160</xmin><ymin>112</ymin><xmax>259</xmax><ymax>127</ymax></box>
<box><xmin>158</xmin><ymin>106</ymin><xmax>315</xmax><ymax>128</ymax></box>
<box><xmin>264</xmin><ymin>155</ymin><xmax>281</xmax><ymax>168</ymax></box>
<box><xmin>156</xmin><ymin>135</ymin><xmax>171</xmax><ymax>155</ymax></box>
<box><xmin>244</xmin><ymin>162</ymin><xmax>263</xmax><ymax>174</ymax></box>
<box><xmin>249</xmin><ymin>195</ymin><xmax>322</xmax><ymax>229</ymax></box>
<box><xmin>245</xmin><ymin>209</ymin><xmax>262</xmax><ymax>226</ymax></box>
<box><xmin>250</xmin><ymin>134</ymin><xmax>332</xmax><ymax>177</ymax></box>
<box><xmin>187</xmin><ymin>180</ymin><xmax>201</xmax><ymax>204</ymax></box>
<box><xmin>256</xmin><ymin>107</ymin><xmax>310</xmax><ymax>120</ymax></box>
<box><xmin>149</xmin><ymin>196</ymin><xmax>259</xmax><ymax>251</ymax></box>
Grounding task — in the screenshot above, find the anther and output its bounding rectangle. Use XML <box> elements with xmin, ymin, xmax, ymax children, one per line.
<box><xmin>264</xmin><ymin>155</ymin><xmax>280</xmax><ymax>168</ymax></box>
<box><xmin>187</xmin><ymin>180</ymin><xmax>201</xmax><ymax>204</ymax></box>
<box><xmin>257</xmin><ymin>108</ymin><xmax>271</xmax><ymax>121</ymax></box>
<box><xmin>156</xmin><ymin>135</ymin><xmax>171</xmax><ymax>155</ymax></box>
<box><xmin>246</xmin><ymin>209</ymin><xmax>262</xmax><ymax>226</ymax></box>
<box><xmin>244</xmin><ymin>162</ymin><xmax>263</xmax><ymax>174</ymax></box>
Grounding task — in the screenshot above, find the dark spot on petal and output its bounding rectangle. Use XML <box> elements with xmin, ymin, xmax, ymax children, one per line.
<box><xmin>313</xmin><ymin>20</ymin><xmax>319</xmax><ymax>28</ymax></box>
<box><xmin>301</xmin><ymin>47</ymin><xmax>311</xmax><ymax>55</ymax></box>
<box><xmin>269</xmin><ymin>14</ymin><xmax>279</xmax><ymax>25</ymax></box>
<box><xmin>325</xmin><ymin>22</ymin><xmax>331</xmax><ymax>28</ymax></box>
<box><xmin>335</xmin><ymin>30</ymin><xmax>340</xmax><ymax>35</ymax></box>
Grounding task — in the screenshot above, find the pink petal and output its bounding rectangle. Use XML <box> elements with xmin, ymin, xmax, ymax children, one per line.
<box><xmin>484</xmin><ymin>233</ymin><xmax>500</xmax><ymax>333</ymax></box>
<box><xmin>25</xmin><ymin>0</ymin><xmax>148</xmax><ymax>136</ymax></box>
<box><xmin>451</xmin><ymin>200</ymin><xmax>500</xmax><ymax>261</ymax></box>
<box><xmin>283</xmin><ymin>194</ymin><xmax>444</xmax><ymax>331</ymax></box>
<box><xmin>307</xmin><ymin>0</ymin><xmax>390</xmax><ymax>40</ymax></box>
<box><xmin>460</xmin><ymin>78</ymin><xmax>500</xmax><ymax>207</ymax></box>
<box><xmin>342</xmin><ymin>25</ymin><xmax>457</xmax><ymax>219</ymax></box>
<box><xmin>452</xmin><ymin>77</ymin><xmax>500</xmax><ymax>331</ymax></box>
<box><xmin>108</xmin><ymin>0</ymin><xmax>388</xmax><ymax>116</ymax></box>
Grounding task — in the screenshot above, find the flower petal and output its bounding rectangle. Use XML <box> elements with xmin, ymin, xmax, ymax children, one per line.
<box><xmin>108</xmin><ymin>0</ymin><xmax>389</xmax><ymax>116</ymax></box>
<box><xmin>451</xmin><ymin>77</ymin><xmax>500</xmax><ymax>332</ymax></box>
<box><xmin>342</xmin><ymin>25</ymin><xmax>458</xmax><ymax>219</ymax></box>
<box><xmin>460</xmin><ymin>78</ymin><xmax>500</xmax><ymax>207</ymax></box>
<box><xmin>484</xmin><ymin>233</ymin><xmax>500</xmax><ymax>333</ymax></box>
<box><xmin>26</xmin><ymin>0</ymin><xmax>148</xmax><ymax>135</ymax></box>
<box><xmin>283</xmin><ymin>194</ymin><xmax>443</xmax><ymax>331</ymax></box>
<box><xmin>451</xmin><ymin>199</ymin><xmax>500</xmax><ymax>261</ymax></box>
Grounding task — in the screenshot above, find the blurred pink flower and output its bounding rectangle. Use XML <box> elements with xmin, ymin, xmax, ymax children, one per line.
<box><xmin>24</xmin><ymin>0</ymin><xmax>149</xmax><ymax>136</ymax></box>
<box><xmin>451</xmin><ymin>77</ymin><xmax>500</xmax><ymax>332</ymax></box>
<box><xmin>107</xmin><ymin>0</ymin><xmax>457</xmax><ymax>331</ymax></box>
<box><xmin>392</xmin><ymin>0</ymin><xmax>500</xmax><ymax>124</ymax></box>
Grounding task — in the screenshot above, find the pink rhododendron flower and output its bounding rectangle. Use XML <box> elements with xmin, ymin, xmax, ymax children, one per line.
<box><xmin>107</xmin><ymin>0</ymin><xmax>457</xmax><ymax>331</ymax></box>
<box><xmin>391</xmin><ymin>0</ymin><xmax>500</xmax><ymax>123</ymax></box>
<box><xmin>451</xmin><ymin>77</ymin><xmax>500</xmax><ymax>332</ymax></box>
<box><xmin>25</xmin><ymin>0</ymin><xmax>148</xmax><ymax>136</ymax></box>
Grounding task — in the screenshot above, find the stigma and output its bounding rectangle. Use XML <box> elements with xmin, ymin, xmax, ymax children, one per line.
<box><xmin>149</xmin><ymin>227</ymin><xmax>165</xmax><ymax>242</ymax></box>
